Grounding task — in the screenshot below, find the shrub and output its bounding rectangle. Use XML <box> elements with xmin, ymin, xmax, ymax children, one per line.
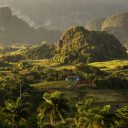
<box><xmin>116</xmin><ymin>64</ymin><xmax>128</xmax><ymax>70</ymax></box>
<box><xmin>45</xmin><ymin>77</ymin><xmax>55</xmax><ymax>82</ymax></box>
<box><xmin>93</xmin><ymin>75</ymin><xmax>128</xmax><ymax>89</ymax></box>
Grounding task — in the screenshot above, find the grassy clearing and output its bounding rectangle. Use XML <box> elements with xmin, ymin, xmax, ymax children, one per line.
<box><xmin>31</xmin><ymin>81</ymin><xmax>77</xmax><ymax>91</ymax></box>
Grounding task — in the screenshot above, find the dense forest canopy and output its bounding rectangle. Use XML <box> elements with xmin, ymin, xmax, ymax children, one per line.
<box><xmin>53</xmin><ymin>26</ymin><xmax>126</xmax><ymax>64</ymax></box>
<box><xmin>0</xmin><ymin>0</ymin><xmax>128</xmax><ymax>29</ymax></box>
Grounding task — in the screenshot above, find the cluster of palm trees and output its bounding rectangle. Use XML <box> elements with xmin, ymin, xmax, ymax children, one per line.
<box><xmin>0</xmin><ymin>91</ymin><xmax>128</xmax><ymax>128</ymax></box>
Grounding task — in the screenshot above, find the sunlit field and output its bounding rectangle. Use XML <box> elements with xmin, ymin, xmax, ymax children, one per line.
<box><xmin>90</xmin><ymin>59</ymin><xmax>128</xmax><ymax>72</ymax></box>
<box><xmin>19</xmin><ymin>57</ymin><xmax>128</xmax><ymax>73</ymax></box>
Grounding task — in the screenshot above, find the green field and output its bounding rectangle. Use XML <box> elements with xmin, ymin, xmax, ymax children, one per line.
<box><xmin>20</xmin><ymin>58</ymin><xmax>128</xmax><ymax>72</ymax></box>
<box><xmin>90</xmin><ymin>59</ymin><xmax>128</xmax><ymax>72</ymax></box>
<box><xmin>31</xmin><ymin>80</ymin><xmax>128</xmax><ymax>107</ymax></box>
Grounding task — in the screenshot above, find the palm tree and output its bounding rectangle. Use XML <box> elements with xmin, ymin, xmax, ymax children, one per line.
<box><xmin>94</xmin><ymin>105</ymin><xmax>118</xmax><ymax>128</ymax></box>
<box><xmin>2</xmin><ymin>97</ymin><xmax>32</xmax><ymax>126</ymax></box>
<box><xmin>75</xmin><ymin>99</ymin><xmax>117</xmax><ymax>128</ymax></box>
<box><xmin>38</xmin><ymin>91</ymin><xmax>70</xmax><ymax>126</ymax></box>
<box><xmin>75</xmin><ymin>99</ymin><xmax>94</xmax><ymax>128</ymax></box>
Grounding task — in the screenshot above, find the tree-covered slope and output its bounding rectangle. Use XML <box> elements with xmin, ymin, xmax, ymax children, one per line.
<box><xmin>102</xmin><ymin>12</ymin><xmax>128</xmax><ymax>44</ymax></box>
<box><xmin>52</xmin><ymin>26</ymin><xmax>126</xmax><ymax>64</ymax></box>
<box><xmin>85</xmin><ymin>17</ymin><xmax>106</xmax><ymax>30</ymax></box>
<box><xmin>23</xmin><ymin>43</ymin><xmax>55</xmax><ymax>60</ymax></box>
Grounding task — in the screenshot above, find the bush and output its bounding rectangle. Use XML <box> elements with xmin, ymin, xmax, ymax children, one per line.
<box><xmin>93</xmin><ymin>75</ymin><xmax>128</xmax><ymax>89</ymax></box>
<box><xmin>116</xmin><ymin>64</ymin><xmax>128</xmax><ymax>70</ymax></box>
<box><xmin>24</xmin><ymin>75</ymin><xmax>35</xmax><ymax>84</ymax></box>
<box><xmin>45</xmin><ymin>77</ymin><xmax>55</xmax><ymax>82</ymax></box>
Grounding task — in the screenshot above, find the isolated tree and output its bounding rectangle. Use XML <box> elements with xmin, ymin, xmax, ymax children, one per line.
<box><xmin>38</xmin><ymin>91</ymin><xmax>70</xmax><ymax>126</ymax></box>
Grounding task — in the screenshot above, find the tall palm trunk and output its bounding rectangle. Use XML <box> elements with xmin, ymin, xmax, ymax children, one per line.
<box><xmin>51</xmin><ymin>110</ymin><xmax>56</xmax><ymax>126</ymax></box>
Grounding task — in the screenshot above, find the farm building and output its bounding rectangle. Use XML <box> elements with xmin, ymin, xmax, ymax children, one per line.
<box><xmin>66</xmin><ymin>75</ymin><xmax>80</xmax><ymax>81</ymax></box>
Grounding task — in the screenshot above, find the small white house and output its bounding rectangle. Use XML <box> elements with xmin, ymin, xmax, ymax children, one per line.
<box><xmin>66</xmin><ymin>75</ymin><xmax>80</xmax><ymax>81</ymax></box>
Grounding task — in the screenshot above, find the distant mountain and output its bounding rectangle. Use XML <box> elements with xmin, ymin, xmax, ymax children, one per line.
<box><xmin>1</xmin><ymin>0</ymin><xmax>128</xmax><ymax>29</ymax></box>
<box><xmin>85</xmin><ymin>17</ymin><xmax>106</xmax><ymax>31</ymax></box>
<box><xmin>0</xmin><ymin>6</ymin><xmax>39</xmax><ymax>45</ymax></box>
<box><xmin>86</xmin><ymin>12</ymin><xmax>128</xmax><ymax>45</ymax></box>
<box><xmin>0</xmin><ymin>6</ymin><xmax>62</xmax><ymax>45</ymax></box>
<box><xmin>102</xmin><ymin>12</ymin><xmax>128</xmax><ymax>45</ymax></box>
<box><xmin>35</xmin><ymin>27</ymin><xmax>62</xmax><ymax>44</ymax></box>
<box><xmin>52</xmin><ymin>26</ymin><xmax>126</xmax><ymax>64</ymax></box>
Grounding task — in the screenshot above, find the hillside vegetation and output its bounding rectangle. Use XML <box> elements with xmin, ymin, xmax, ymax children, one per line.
<box><xmin>52</xmin><ymin>26</ymin><xmax>126</xmax><ymax>64</ymax></box>
<box><xmin>23</xmin><ymin>43</ymin><xmax>55</xmax><ymax>60</ymax></box>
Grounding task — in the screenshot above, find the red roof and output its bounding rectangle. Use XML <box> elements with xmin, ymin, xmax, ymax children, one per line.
<box><xmin>67</xmin><ymin>75</ymin><xmax>79</xmax><ymax>78</ymax></box>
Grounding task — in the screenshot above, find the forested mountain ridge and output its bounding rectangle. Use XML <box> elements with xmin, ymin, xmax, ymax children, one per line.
<box><xmin>86</xmin><ymin>12</ymin><xmax>128</xmax><ymax>45</ymax></box>
<box><xmin>0</xmin><ymin>6</ymin><xmax>62</xmax><ymax>45</ymax></box>
<box><xmin>102</xmin><ymin>12</ymin><xmax>128</xmax><ymax>45</ymax></box>
<box><xmin>52</xmin><ymin>26</ymin><xmax>126</xmax><ymax>64</ymax></box>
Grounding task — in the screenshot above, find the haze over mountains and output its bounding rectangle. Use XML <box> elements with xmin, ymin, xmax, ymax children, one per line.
<box><xmin>85</xmin><ymin>12</ymin><xmax>128</xmax><ymax>45</ymax></box>
<box><xmin>0</xmin><ymin>6</ymin><xmax>62</xmax><ymax>45</ymax></box>
<box><xmin>0</xmin><ymin>0</ymin><xmax>128</xmax><ymax>29</ymax></box>
<box><xmin>0</xmin><ymin>0</ymin><xmax>128</xmax><ymax>45</ymax></box>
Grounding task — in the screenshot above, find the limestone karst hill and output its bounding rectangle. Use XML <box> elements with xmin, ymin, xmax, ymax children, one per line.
<box><xmin>0</xmin><ymin>6</ymin><xmax>39</xmax><ymax>45</ymax></box>
<box><xmin>102</xmin><ymin>12</ymin><xmax>128</xmax><ymax>45</ymax></box>
<box><xmin>86</xmin><ymin>12</ymin><xmax>128</xmax><ymax>45</ymax></box>
<box><xmin>52</xmin><ymin>26</ymin><xmax>126</xmax><ymax>64</ymax></box>
<box><xmin>0</xmin><ymin>6</ymin><xmax>62</xmax><ymax>45</ymax></box>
